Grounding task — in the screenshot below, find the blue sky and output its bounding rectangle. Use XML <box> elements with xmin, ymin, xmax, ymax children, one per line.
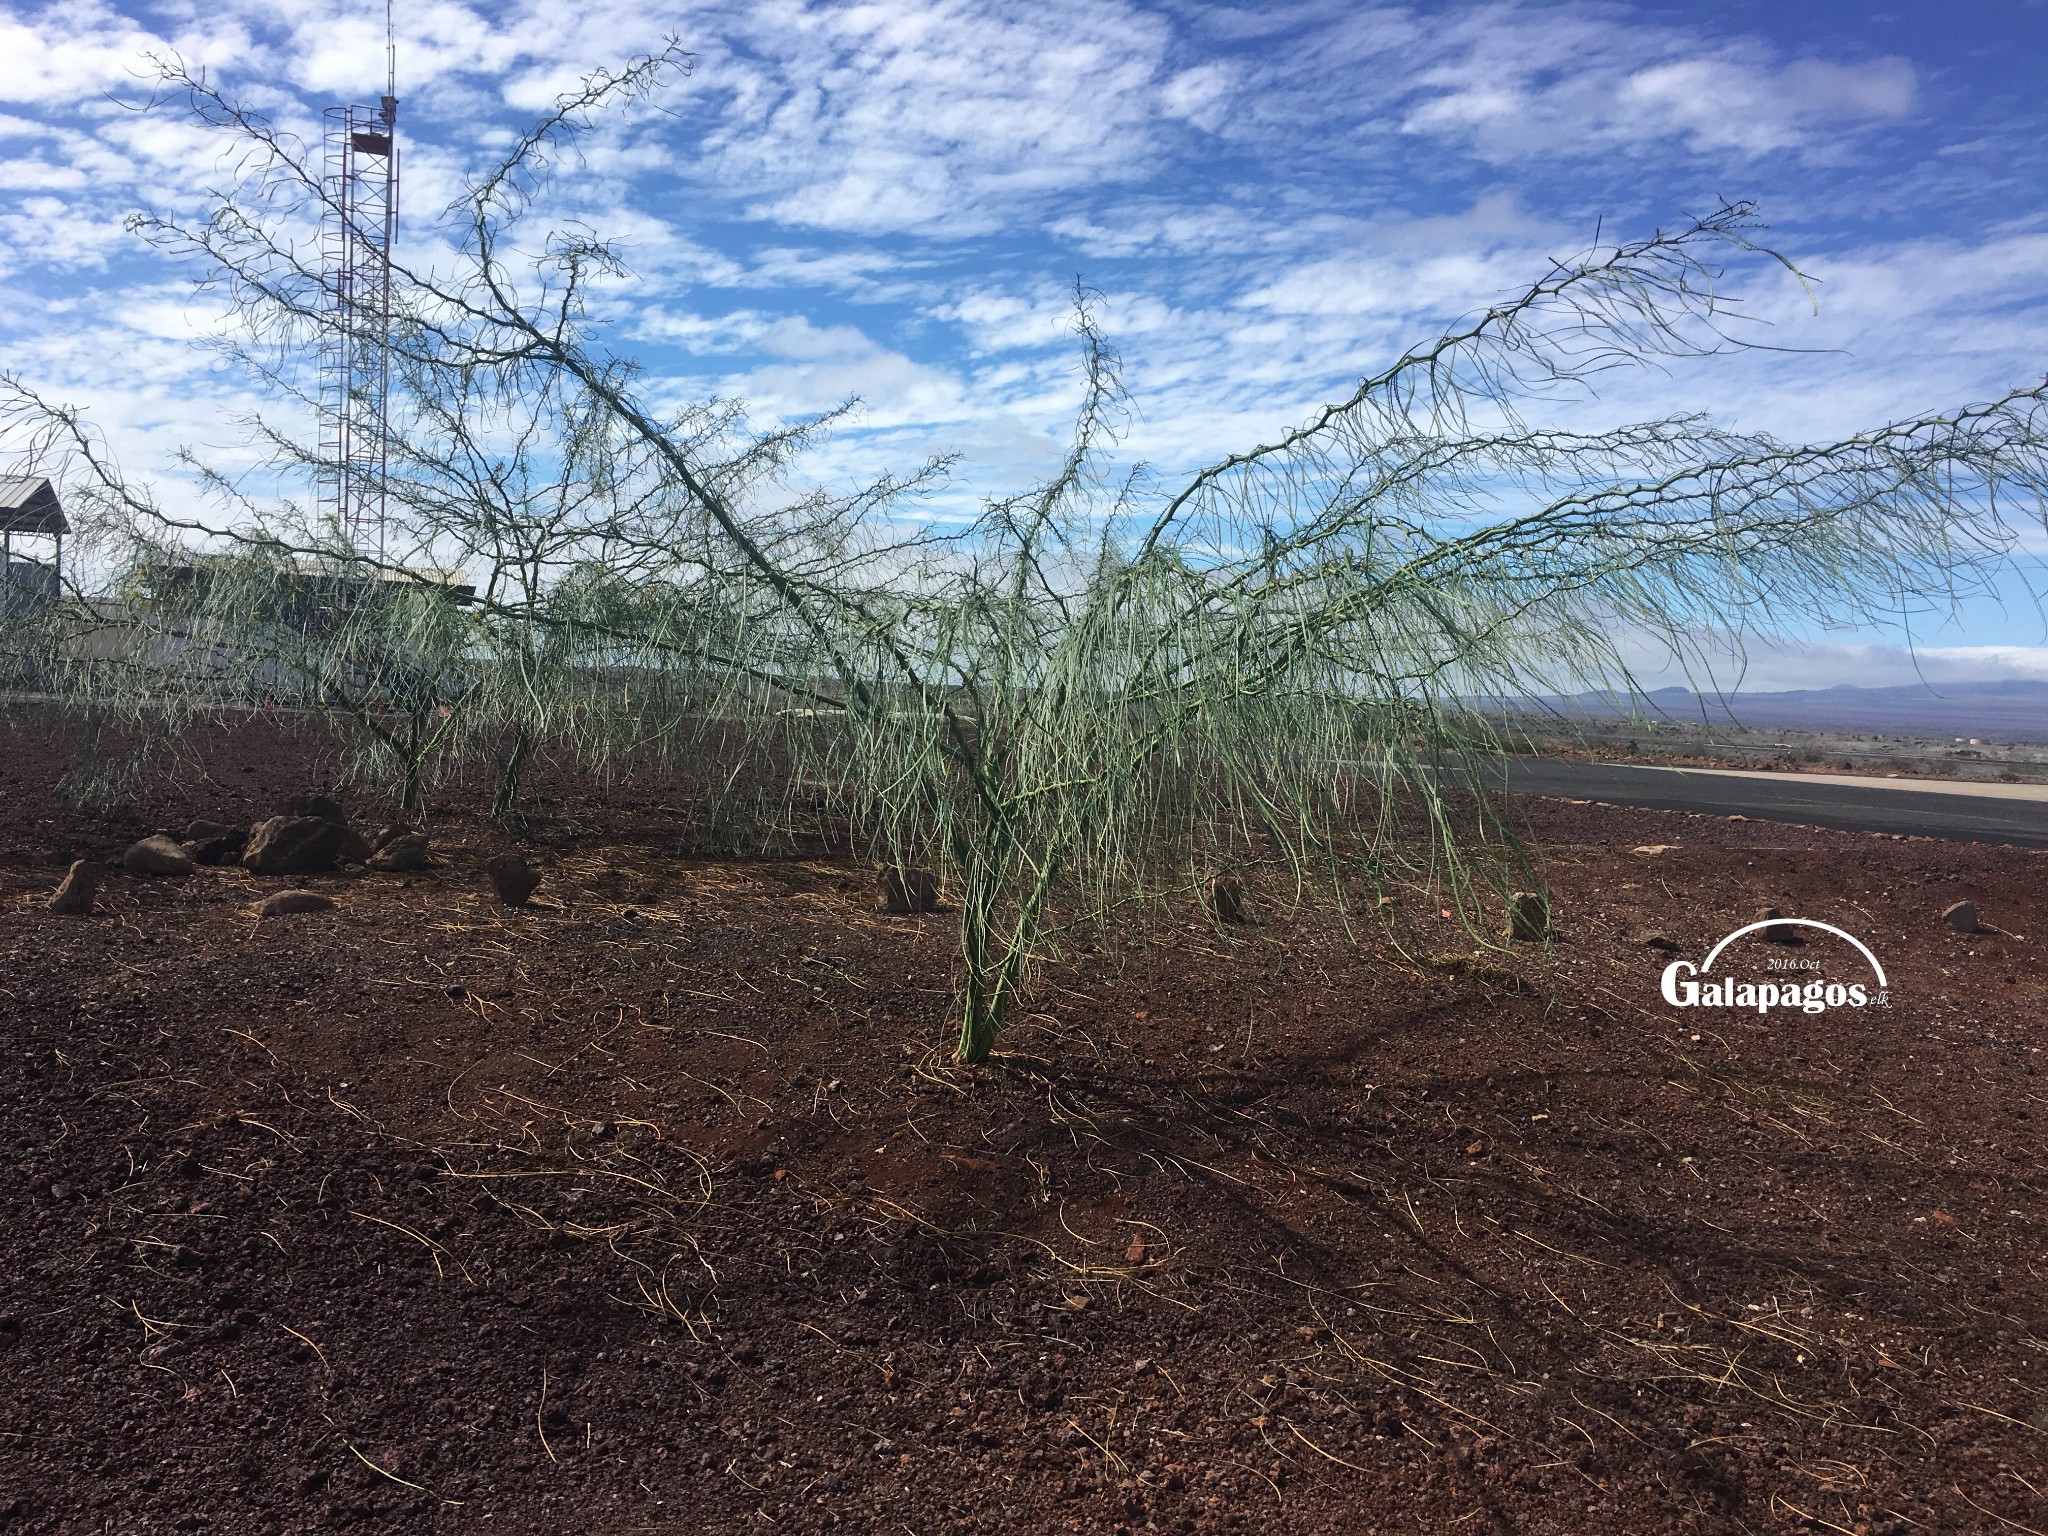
<box><xmin>3</xmin><ymin>0</ymin><xmax>2046</xmax><ymax>690</ymax></box>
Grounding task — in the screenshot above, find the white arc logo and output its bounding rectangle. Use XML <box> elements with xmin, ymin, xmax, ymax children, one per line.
<box><xmin>1660</xmin><ymin>918</ymin><xmax>1887</xmax><ymax>1014</ymax></box>
<box><xmin>1698</xmin><ymin>919</ymin><xmax>1888</xmax><ymax>988</ymax></box>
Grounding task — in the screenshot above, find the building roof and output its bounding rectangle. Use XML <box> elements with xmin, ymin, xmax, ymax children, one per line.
<box><xmin>267</xmin><ymin>554</ymin><xmax>476</xmax><ymax>598</ymax></box>
<box><xmin>162</xmin><ymin>553</ymin><xmax>478</xmax><ymax>603</ymax></box>
<box><xmin>0</xmin><ymin>476</ymin><xmax>67</xmax><ymax>537</ymax></box>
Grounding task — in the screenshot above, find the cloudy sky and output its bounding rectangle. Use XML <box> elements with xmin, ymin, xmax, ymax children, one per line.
<box><xmin>4</xmin><ymin>0</ymin><xmax>2046</xmax><ymax>689</ymax></box>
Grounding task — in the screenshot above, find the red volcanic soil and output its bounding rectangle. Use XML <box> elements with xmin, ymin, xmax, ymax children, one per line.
<box><xmin>1</xmin><ymin>714</ymin><xmax>2044</xmax><ymax>1534</ymax></box>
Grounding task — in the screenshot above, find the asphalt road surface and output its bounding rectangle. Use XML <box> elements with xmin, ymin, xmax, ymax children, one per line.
<box><xmin>1496</xmin><ymin>758</ymin><xmax>2048</xmax><ymax>849</ymax></box>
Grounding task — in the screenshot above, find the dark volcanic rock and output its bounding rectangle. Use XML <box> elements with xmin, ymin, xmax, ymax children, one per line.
<box><xmin>485</xmin><ymin>854</ymin><xmax>542</xmax><ymax>907</ymax></box>
<box><xmin>1507</xmin><ymin>890</ymin><xmax>1551</xmax><ymax>942</ymax></box>
<box><xmin>273</xmin><ymin>795</ymin><xmax>370</xmax><ymax>861</ymax></box>
<box><xmin>182</xmin><ymin>834</ymin><xmax>244</xmax><ymax>866</ymax></box>
<box><xmin>277</xmin><ymin>793</ymin><xmax>348</xmax><ymax>827</ymax></box>
<box><xmin>123</xmin><ymin>835</ymin><xmax>196</xmax><ymax>877</ymax></box>
<box><xmin>366</xmin><ymin>833</ymin><xmax>430</xmax><ymax>873</ymax></box>
<box><xmin>1942</xmin><ymin>900</ymin><xmax>1980</xmax><ymax>934</ymax></box>
<box><xmin>243</xmin><ymin>816</ymin><xmax>344</xmax><ymax>877</ymax></box>
<box><xmin>256</xmin><ymin>890</ymin><xmax>335</xmax><ymax>917</ymax></box>
<box><xmin>181</xmin><ymin>818</ymin><xmax>247</xmax><ymax>864</ymax></box>
<box><xmin>1211</xmin><ymin>874</ymin><xmax>1250</xmax><ymax>926</ymax></box>
<box><xmin>1753</xmin><ymin>906</ymin><xmax>1804</xmax><ymax>945</ymax></box>
<box><xmin>876</xmin><ymin>866</ymin><xmax>938</xmax><ymax>915</ymax></box>
<box><xmin>47</xmin><ymin>860</ymin><xmax>101</xmax><ymax>915</ymax></box>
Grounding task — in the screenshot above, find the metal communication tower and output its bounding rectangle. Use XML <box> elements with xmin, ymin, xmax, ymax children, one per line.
<box><xmin>317</xmin><ymin>31</ymin><xmax>399</xmax><ymax>558</ymax></box>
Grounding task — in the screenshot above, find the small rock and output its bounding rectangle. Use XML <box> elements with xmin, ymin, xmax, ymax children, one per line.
<box><xmin>256</xmin><ymin>890</ymin><xmax>335</xmax><ymax>917</ymax></box>
<box><xmin>276</xmin><ymin>792</ymin><xmax>347</xmax><ymax>826</ymax></box>
<box><xmin>1506</xmin><ymin>890</ymin><xmax>1550</xmax><ymax>942</ymax></box>
<box><xmin>1753</xmin><ymin>906</ymin><xmax>1803</xmax><ymax>945</ymax></box>
<box><xmin>1211</xmin><ymin>874</ymin><xmax>1250</xmax><ymax>926</ymax></box>
<box><xmin>485</xmin><ymin>853</ymin><xmax>542</xmax><ymax>907</ymax></box>
<box><xmin>47</xmin><ymin>860</ymin><xmax>101</xmax><ymax>915</ymax></box>
<box><xmin>1630</xmin><ymin>844</ymin><xmax>1677</xmax><ymax>856</ymax></box>
<box><xmin>182</xmin><ymin>833</ymin><xmax>244</xmax><ymax>866</ymax></box>
<box><xmin>272</xmin><ymin>798</ymin><xmax>373</xmax><ymax>860</ymax></box>
<box><xmin>243</xmin><ymin>816</ymin><xmax>344</xmax><ymax>876</ymax></box>
<box><xmin>1642</xmin><ymin>933</ymin><xmax>1680</xmax><ymax>953</ymax></box>
<box><xmin>368</xmin><ymin>824</ymin><xmax>409</xmax><ymax>854</ymax></box>
<box><xmin>366</xmin><ymin>833</ymin><xmax>430</xmax><ymax>872</ymax></box>
<box><xmin>123</xmin><ymin>835</ymin><xmax>195</xmax><ymax>877</ymax></box>
<box><xmin>1941</xmin><ymin>900</ymin><xmax>1979</xmax><ymax>934</ymax></box>
<box><xmin>876</xmin><ymin>865</ymin><xmax>937</xmax><ymax>915</ymax></box>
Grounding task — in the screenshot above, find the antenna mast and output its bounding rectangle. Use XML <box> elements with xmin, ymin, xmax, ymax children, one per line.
<box><xmin>317</xmin><ymin>1</ymin><xmax>400</xmax><ymax>558</ymax></box>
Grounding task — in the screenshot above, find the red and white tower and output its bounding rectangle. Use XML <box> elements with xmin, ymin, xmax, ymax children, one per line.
<box><xmin>317</xmin><ymin>23</ymin><xmax>399</xmax><ymax>558</ymax></box>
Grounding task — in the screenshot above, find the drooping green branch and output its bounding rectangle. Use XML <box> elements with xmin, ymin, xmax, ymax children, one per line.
<box><xmin>6</xmin><ymin>50</ymin><xmax>2045</xmax><ymax>1073</ymax></box>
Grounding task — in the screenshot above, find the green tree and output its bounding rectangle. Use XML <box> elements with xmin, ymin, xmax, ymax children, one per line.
<box><xmin>6</xmin><ymin>50</ymin><xmax>2043</xmax><ymax>1067</ymax></box>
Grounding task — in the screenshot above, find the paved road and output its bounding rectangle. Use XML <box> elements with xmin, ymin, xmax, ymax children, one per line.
<box><xmin>1493</xmin><ymin>758</ymin><xmax>2048</xmax><ymax>849</ymax></box>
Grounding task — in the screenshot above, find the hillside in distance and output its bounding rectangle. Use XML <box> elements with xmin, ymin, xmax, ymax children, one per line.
<box><xmin>1502</xmin><ymin>679</ymin><xmax>2048</xmax><ymax>745</ymax></box>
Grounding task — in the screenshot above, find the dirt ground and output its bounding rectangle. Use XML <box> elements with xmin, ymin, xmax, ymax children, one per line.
<box><xmin>2</xmin><ymin>715</ymin><xmax>2045</xmax><ymax>1534</ymax></box>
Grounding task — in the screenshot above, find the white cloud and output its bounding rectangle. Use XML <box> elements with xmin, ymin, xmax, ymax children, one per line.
<box><xmin>679</xmin><ymin>0</ymin><xmax>1187</xmax><ymax>236</ymax></box>
<box><xmin>1917</xmin><ymin>646</ymin><xmax>2048</xmax><ymax>683</ymax></box>
<box><xmin>1609</xmin><ymin>633</ymin><xmax>2048</xmax><ymax>695</ymax></box>
<box><xmin>0</xmin><ymin>157</ymin><xmax>86</xmax><ymax>190</ymax></box>
<box><xmin>1615</xmin><ymin>56</ymin><xmax>1915</xmax><ymax>155</ymax></box>
<box><xmin>1159</xmin><ymin>62</ymin><xmax>1233</xmax><ymax>130</ymax></box>
<box><xmin>1397</xmin><ymin>5</ymin><xmax>1916</xmax><ymax>162</ymax></box>
<box><xmin>0</xmin><ymin>2</ymin><xmax>162</xmax><ymax>105</ymax></box>
<box><xmin>0</xmin><ymin>0</ymin><xmax>2042</xmax><ymax>676</ymax></box>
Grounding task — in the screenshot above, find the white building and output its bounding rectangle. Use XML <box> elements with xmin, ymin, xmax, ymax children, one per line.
<box><xmin>0</xmin><ymin>476</ymin><xmax>65</xmax><ymax>613</ymax></box>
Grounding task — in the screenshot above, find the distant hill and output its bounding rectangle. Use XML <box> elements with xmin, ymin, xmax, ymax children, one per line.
<box><xmin>1497</xmin><ymin>679</ymin><xmax>2048</xmax><ymax>744</ymax></box>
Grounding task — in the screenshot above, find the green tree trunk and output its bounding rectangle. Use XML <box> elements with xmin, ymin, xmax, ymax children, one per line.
<box><xmin>492</xmin><ymin>725</ymin><xmax>533</xmax><ymax>821</ymax></box>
